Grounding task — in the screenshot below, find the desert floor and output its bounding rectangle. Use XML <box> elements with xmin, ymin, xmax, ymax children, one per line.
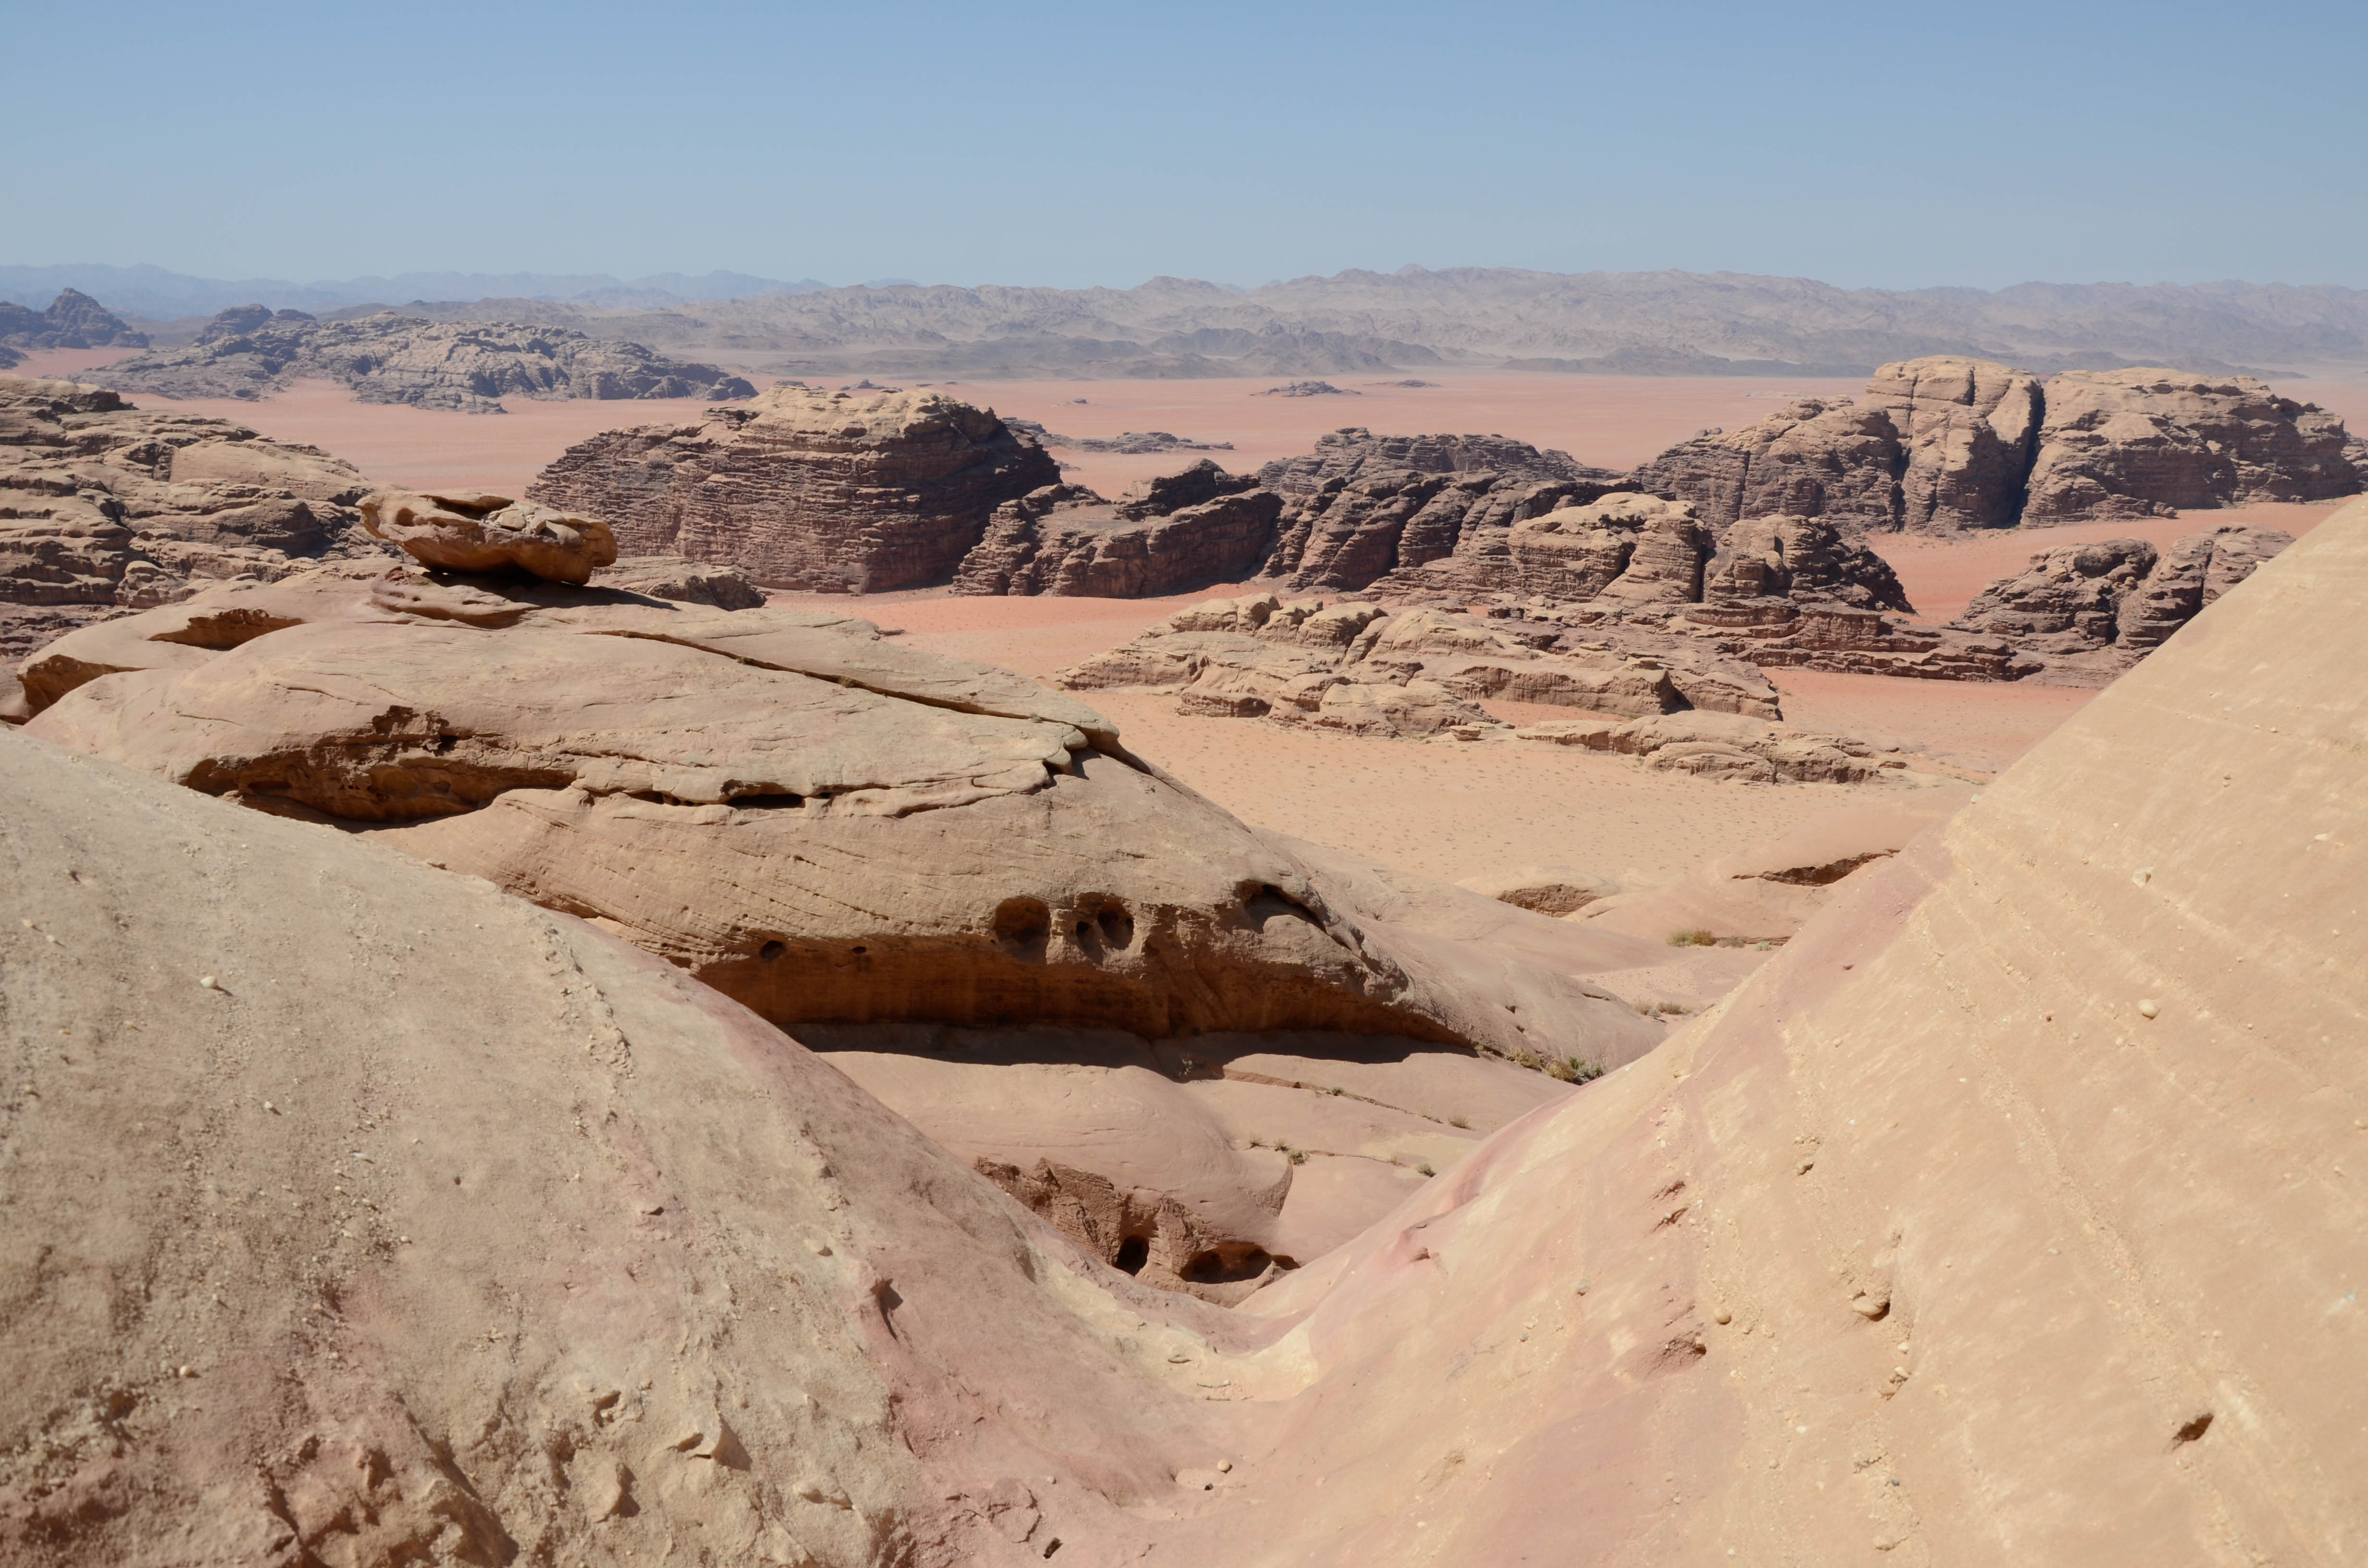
<box><xmin>15</xmin><ymin>347</ymin><xmax>2350</xmax><ymax>890</ymax></box>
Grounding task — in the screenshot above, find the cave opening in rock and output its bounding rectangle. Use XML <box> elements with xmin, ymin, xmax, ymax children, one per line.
<box><xmin>1112</xmin><ymin>1236</ymin><xmax>1149</xmax><ymax>1274</ymax></box>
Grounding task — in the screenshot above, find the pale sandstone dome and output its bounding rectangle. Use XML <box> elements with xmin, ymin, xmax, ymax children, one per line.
<box><xmin>0</xmin><ymin>727</ymin><xmax>1247</xmax><ymax>1566</ymax></box>
<box><xmin>0</xmin><ymin>375</ymin><xmax>386</xmax><ymax>661</ymax></box>
<box><xmin>7</xmin><ymin>497</ymin><xmax>2361</xmax><ymax>1562</ymax></box>
<box><xmin>528</xmin><ymin>383</ymin><xmax>1061</xmax><ymax>592</ymax></box>
<box><xmin>13</xmin><ymin>568</ymin><xmax>1661</xmax><ymax>1069</ymax></box>
<box><xmin>95</xmin><ymin>305</ymin><xmax>756</xmax><ymax>413</ymax></box>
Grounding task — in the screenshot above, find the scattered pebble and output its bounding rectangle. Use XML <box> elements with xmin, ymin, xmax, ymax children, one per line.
<box><xmin>262</xmin><ymin>1100</ymin><xmax>278</xmax><ymax>1114</ymax></box>
<box><xmin>198</xmin><ymin>975</ymin><xmax>219</xmax><ymax>990</ymax></box>
<box><xmin>177</xmin><ymin>1365</ymin><xmax>192</xmax><ymax>1379</ymax></box>
<box><xmin>2138</xmin><ymin>999</ymin><xmax>2160</xmax><ymax>1019</ymax></box>
<box><xmin>1714</xmin><ymin>1309</ymin><xmax>1733</xmax><ymax>1325</ymax></box>
<box><xmin>1215</xmin><ymin>1459</ymin><xmax>1232</xmax><ymax>1473</ymax></box>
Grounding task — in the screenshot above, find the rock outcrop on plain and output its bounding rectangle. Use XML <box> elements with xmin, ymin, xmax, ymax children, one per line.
<box><xmin>0</xmin><ymin>288</ymin><xmax>148</xmax><ymax>363</ymax></box>
<box><xmin>18</xmin><ymin>566</ymin><xmax>1654</xmax><ymax>1076</ymax></box>
<box><xmin>528</xmin><ymin>384</ymin><xmax>1061</xmax><ymax>591</ymax></box>
<box><xmin>96</xmin><ymin>305</ymin><xmax>755</xmax><ymax>412</ymax></box>
<box><xmin>1950</xmin><ymin>521</ymin><xmax>2294</xmax><ymax>684</ymax></box>
<box><xmin>2021</xmin><ymin>368</ymin><xmax>2361</xmax><ymax>522</ymax></box>
<box><xmin>1632</xmin><ymin>355</ymin><xmax>2360</xmax><ymax>531</ymax></box>
<box><xmin>950</xmin><ymin>463</ymin><xmax>1284</xmax><ymax>598</ymax></box>
<box><xmin>1058</xmin><ymin>591</ymin><xmax>1786</xmax><ymax>736</ymax></box>
<box><xmin>1258</xmin><ymin>428</ymin><xmax>1626</xmax><ymax>592</ymax></box>
<box><xmin>0</xmin><ymin>376</ymin><xmax>381</xmax><ymax>662</ymax></box>
<box><xmin>1369</xmin><ymin>491</ymin><xmax>1913</xmax><ymax>615</ymax></box>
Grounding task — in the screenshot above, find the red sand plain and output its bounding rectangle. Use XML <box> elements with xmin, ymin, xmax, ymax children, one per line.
<box><xmin>13</xmin><ymin>349</ymin><xmax>2354</xmax><ymax>891</ymax></box>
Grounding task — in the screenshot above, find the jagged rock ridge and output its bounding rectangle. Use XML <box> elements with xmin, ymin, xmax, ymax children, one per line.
<box><xmin>95</xmin><ymin>305</ymin><xmax>755</xmax><ymax>413</ymax></box>
<box><xmin>1633</xmin><ymin>356</ymin><xmax>2361</xmax><ymax>532</ymax></box>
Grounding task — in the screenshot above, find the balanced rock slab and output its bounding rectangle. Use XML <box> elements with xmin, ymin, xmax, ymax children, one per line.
<box><xmin>360</xmin><ymin>488</ymin><xmax>618</xmax><ymax>583</ymax></box>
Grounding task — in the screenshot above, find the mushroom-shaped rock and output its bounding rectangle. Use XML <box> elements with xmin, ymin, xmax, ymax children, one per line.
<box><xmin>360</xmin><ymin>489</ymin><xmax>618</xmax><ymax>584</ymax></box>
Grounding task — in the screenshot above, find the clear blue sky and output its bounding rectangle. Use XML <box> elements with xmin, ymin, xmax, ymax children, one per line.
<box><xmin>9</xmin><ymin>0</ymin><xmax>2365</xmax><ymax>291</ymax></box>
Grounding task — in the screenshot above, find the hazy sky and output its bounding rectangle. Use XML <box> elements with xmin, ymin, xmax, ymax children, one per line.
<box><xmin>10</xmin><ymin>0</ymin><xmax>2365</xmax><ymax>291</ymax></box>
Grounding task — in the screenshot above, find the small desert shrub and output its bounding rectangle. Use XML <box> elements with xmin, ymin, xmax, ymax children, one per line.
<box><xmin>1547</xmin><ymin>1055</ymin><xmax>1605</xmax><ymax>1085</ymax></box>
<box><xmin>1288</xmin><ymin>1148</ymin><xmax>1309</xmax><ymax>1166</ymax></box>
<box><xmin>1653</xmin><ymin>1002</ymin><xmax>1692</xmax><ymax>1017</ymax></box>
<box><xmin>1668</xmin><ymin>929</ymin><xmax>1717</xmax><ymax>947</ymax></box>
<box><xmin>1448</xmin><ymin>1114</ymin><xmax>1470</xmax><ymax>1129</ymax></box>
<box><xmin>1417</xmin><ymin>1163</ymin><xmax>1436</xmax><ymax>1177</ymax></box>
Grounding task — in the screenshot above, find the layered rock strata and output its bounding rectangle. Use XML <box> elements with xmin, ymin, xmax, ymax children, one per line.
<box><xmin>0</xmin><ymin>376</ymin><xmax>380</xmax><ymax>661</ymax></box>
<box><xmin>1630</xmin><ymin>355</ymin><xmax>2359</xmax><ymax>531</ymax></box>
<box><xmin>528</xmin><ymin>384</ymin><xmax>1061</xmax><ymax>591</ymax></box>
<box><xmin>1369</xmin><ymin>492</ymin><xmax>1912</xmax><ymax>615</ymax></box>
<box><xmin>2021</xmin><ymin>368</ymin><xmax>2361</xmax><ymax>522</ymax></box>
<box><xmin>1258</xmin><ymin>429</ymin><xmax>1626</xmax><ymax>592</ymax></box>
<box><xmin>1951</xmin><ymin>522</ymin><xmax>2293</xmax><ymax>685</ymax></box>
<box><xmin>951</xmin><ymin>462</ymin><xmax>1284</xmax><ymax>598</ymax></box>
<box><xmin>97</xmin><ymin>305</ymin><xmax>755</xmax><ymax>412</ymax></box>
<box><xmin>1057</xmin><ymin>592</ymin><xmax>1782</xmax><ymax>737</ymax></box>
<box><xmin>18</xmin><ymin>565</ymin><xmax>1653</xmax><ymax>1074</ymax></box>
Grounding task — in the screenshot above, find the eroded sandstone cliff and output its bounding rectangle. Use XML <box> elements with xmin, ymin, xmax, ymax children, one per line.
<box><xmin>529</xmin><ymin>384</ymin><xmax>1061</xmax><ymax>591</ymax></box>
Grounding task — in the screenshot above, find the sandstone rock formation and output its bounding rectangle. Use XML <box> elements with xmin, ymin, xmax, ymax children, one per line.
<box><xmin>1454</xmin><ymin>865</ymin><xmax>1620</xmax><ymax>914</ymax></box>
<box><xmin>0</xmin><ymin>376</ymin><xmax>381</xmax><ymax>661</ymax></box>
<box><xmin>1169</xmin><ymin>496</ymin><xmax>2368</xmax><ymax>1564</ymax></box>
<box><xmin>1511</xmin><ymin>709</ymin><xmax>1923</xmax><ymax>784</ymax></box>
<box><xmin>527</xmin><ymin>384</ymin><xmax>1061</xmax><ymax>591</ymax></box>
<box><xmin>1951</xmin><ymin>522</ymin><xmax>2294</xmax><ymax>684</ymax></box>
<box><xmin>1058</xmin><ymin>592</ymin><xmax>1784</xmax><ymax>736</ymax></box>
<box><xmin>1862</xmin><ymin>354</ymin><xmax>2043</xmax><ymax>530</ymax></box>
<box><xmin>360</xmin><ymin>488</ymin><xmax>618</xmax><ymax>584</ymax></box>
<box><xmin>96</xmin><ymin>306</ymin><xmax>755</xmax><ymax>412</ymax></box>
<box><xmin>592</xmin><ymin>552</ymin><xmax>766</xmax><ymax>608</ymax></box>
<box><xmin>0</xmin><ymin>287</ymin><xmax>148</xmax><ymax>352</ymax></box>
<box><xmin>1258</xmin><ymin>428</ymin><xmax>1625</xmax><ymax>592</ymax></box>
<box><xmin>18</xmin><ymin>567</ymin><xmax>1653</xmax><ymax>1076</ymax></box>
<box><xmin>2021</xmin><ymin>368</ymin><xmax>2360</xmax><ymax>522</ymax></box>
<box><xmin>1630</xmin><ymin>355</ymin><xmax>2360</xmax><ymax>532</ymax></box>
<box><xmin>950</xmin><ymin>463</ymin><xmax>1284</xmax><ymax>598</ymax></box>
<box><xmin>1584</xmin><ymin>793</ymin><xmax>1971</xmax><ymax>944</ymax></box>
<box><xmin>1629</xmin><ymin>396</ymin><xmax>1905</xmax><ymax>532</ymax></box>
<box><xmin>9</xmin><ymin>492</ymin><xmax>2363</xmax><ymax>1562</ymax></box>
<box><xmin>1369</xmin><ymin>492</ymin><xmax>1912</xmax><ymax>616</ymax></box>
<box><xmin>0</xmin><ymin>728</ymin><xmax>1255</xmax><ymax>1567</ymax></box>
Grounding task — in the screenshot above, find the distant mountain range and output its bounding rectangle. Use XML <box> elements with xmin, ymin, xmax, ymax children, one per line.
<box><xmin>9</xmin><ymin>264</ymin><xmax>2368</xmax><ymax>380</ymax></box>
<box><xmin>0</xmin><ymin>264</ymin><xmax>840</xmax><ymax>318</ymax></box>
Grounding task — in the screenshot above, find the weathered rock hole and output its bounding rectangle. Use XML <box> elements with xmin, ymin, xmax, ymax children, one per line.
<box><xmin>2172</xmin><ymin>1413</ymin><xmax>2213</xmax><ymax>1445</ymax></box>
<box><xmin>1241</xmin><ymin>883</ymin><xmax>1320</xmax><ymax>930</ymax></box>
<box><xmin>1182</xmin><ymin>1245</ymin><xmax>1273</xmax><ymax>1284</ymax></box>
<box><xmin>1098</xmin><ymin>909</ymin><xmax>1134</xmax><ymax>948</ymax></box>
<box><xmin>758</xmin><ymin>941</ymin><xmax>786</xmax><ymax>962</ymax></box>
<box><xmin>993</xmin><ymin>897</ymin><xmax>1052</xmax><ymax>956</ymax></box>
<box><xmin>729</xmin><ymin>792</ymin><xmax>804</xmax><ymax>810</ymax></box>
<box><xmin>1112</xmin><ymin>1236</ymin><xmax>1149</xmax><ymax>1275</ymax></box>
